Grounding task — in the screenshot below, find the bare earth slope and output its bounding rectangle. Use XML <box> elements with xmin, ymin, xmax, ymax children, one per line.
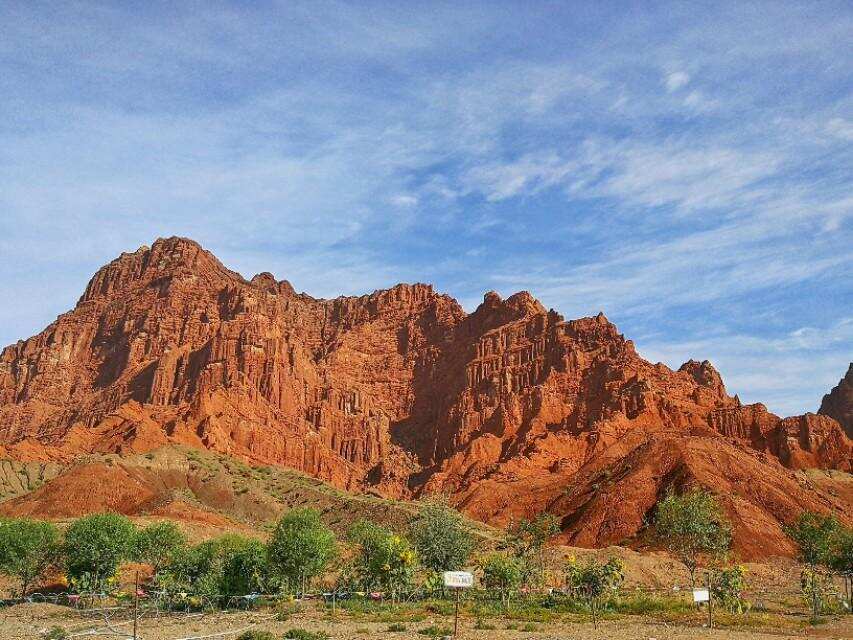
<box><xmin>0</xmin><ymin>237</ymin><xmax>850</xmax><ymax>558</ymax></box>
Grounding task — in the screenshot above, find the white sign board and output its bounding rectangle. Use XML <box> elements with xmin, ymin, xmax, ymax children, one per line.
<box><xmin>443</xmin><ymin>571</ymin><xmax>474</xmax><ymax>588</ymax></box>
<box><xmin>693</xmin><ymin>589</ymin><xmax>710</xmax><ymax>603</ymax></box>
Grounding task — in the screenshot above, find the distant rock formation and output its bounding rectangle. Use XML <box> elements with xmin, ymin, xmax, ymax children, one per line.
<box><xmin>820</xmin><ymin>363</ymin><xmax>853</xmax><ymax>437</ymax></box>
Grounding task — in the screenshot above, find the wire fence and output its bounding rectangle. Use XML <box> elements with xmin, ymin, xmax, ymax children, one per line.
<box><xmin>2</xmin><ymin>578</ymin><xmax>850</xmax><ymax>640</ymax></box>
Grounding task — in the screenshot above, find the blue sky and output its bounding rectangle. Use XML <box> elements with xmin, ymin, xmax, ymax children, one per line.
<box><xmin>1</xmin><ymin>1</ymin><xmax>851</xmax><ymax>416</ymax></box>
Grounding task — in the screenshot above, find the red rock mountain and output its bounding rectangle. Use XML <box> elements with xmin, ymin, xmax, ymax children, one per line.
<box><xmin>0</xmin><ymin>237</ymin><xmax>850</xmax><ymax>558</ymax></box>
<box><xmin>820</xmin><ymin>364</ymin><xmax>853</xmax><ymax>437</ymax></box>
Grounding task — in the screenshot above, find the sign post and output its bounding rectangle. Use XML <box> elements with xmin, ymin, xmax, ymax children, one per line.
<box><xmin>706</xmin><ymin>573</ymin><xmax>713</xmax><ymax>629</ymax></box>
<box><xmin>693</xmin><ymin>577</ymin><xmax>712</xmax><ymax>629</ymax></box>
<box><xmin>443</xmin><ymin>571</ymin><xmax>473</xmax><ymax>638</ymax></box>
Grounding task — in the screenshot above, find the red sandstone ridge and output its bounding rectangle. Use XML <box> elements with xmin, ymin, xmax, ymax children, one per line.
<box><xmin>820</xmin><ymin>364</ymin><xmax>853</xmax><ymax>437</ymax></box>
<box><xmin>0</xmin><ymin>237</ymin><xmax>850</xmax><ymax>559</ymax></box>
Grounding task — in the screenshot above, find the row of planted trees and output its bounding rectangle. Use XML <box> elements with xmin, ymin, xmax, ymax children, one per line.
<box><xmin>0</xmin><ymin>490</ymin><xmax>850</xmax><ymax>617</ymax></box>
<box><xmin>0</xmin><ymin>500</ymin><xmax>614</xmax><ymax>611</ymax></box>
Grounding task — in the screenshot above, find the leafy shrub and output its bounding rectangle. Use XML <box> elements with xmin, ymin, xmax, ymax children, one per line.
<box><xmin>800</xmin><ymin>566</ymin><xmax>835</xmax><ymax>618</ymax></box>
<box><xmin>235</xmin><ymin>632</ymin><xmax>276</xmax><ymax>640</ymax></box>
<box><xmin>64</xmin><ymin>513</ymin><xmax>136</xmax><ymax>592</ymax></box>
<box><xmin>157</xmin><ymin>534</ymin><xmax>269</xmax><ymax>602</ymax></box>
<box><xmin>268</xmin><ymin>508</ymin><xmax>337</xmax><ymax>594</ymax></box>
<box><xmin>505</xmin><ymin>514</ymin><xmax>559</xmax><ymax>587</ymax></box>
<box><xmin>417</xmin><ymin>625</ymin><xmax>451</xmax><ymax>637</ymax></box>
<box><xmin>0</xmin><ymin>518</ymin><xmax>61</xmax><ymax>596</ymax></box>
<box><xmin>479</xmin><ymin>552</ymin><xmax>522</xmax><ymax>606</ymax></box>
<box><xmin>283</xmin><ymin>629</ymin><xmax>329</xmax><ymax>640</ymax></box>
<box><xmin>347</xmin><ymin>521</ymin><xmax>416</xmax><ymax>598</ymax></box>
<box><xmin>41</xmin><ymin>626</ymin><xmax>68</xmax><ymax>640</ymax></box>
<box><xmin>564</xmin><ymin>555</ymin><xmax>624</xmax><ymax>626</ymax></box>
<box><xmin>712</xmin><ymin>565</ymin><xmax>751</xmax><ymax>613</ymax></box>
<box><xmin>474</xmin><ymin>618</ymin><xmax>496</xmax><ymax>630</ymax></box>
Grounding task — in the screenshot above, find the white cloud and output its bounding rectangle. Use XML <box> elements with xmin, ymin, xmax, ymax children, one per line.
<box><xmin>665</xmin><ymin>71</ymin><xmax>690</xmax><ymax>92</ymax></box>
<box><xmin>636</xmin><ymin>319</ymin><xmax>853</xmax><ymax>416</ymax></box>
<box><xmin>826</xmin><ymin>117</ymin><xmax>853</xmax><ymax>141</ymax></box>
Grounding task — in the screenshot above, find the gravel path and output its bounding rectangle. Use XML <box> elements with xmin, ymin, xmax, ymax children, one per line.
<box><xmin>1</xmin><ymin>603</ymin><xmax>850</xmax><ymax>640</ymax></box>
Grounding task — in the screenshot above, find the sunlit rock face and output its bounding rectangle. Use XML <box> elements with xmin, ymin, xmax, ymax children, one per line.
<box><xmin>1</xmin><ymin>237</ymin><xmax>850</xmax><ymax>558</ymax></box>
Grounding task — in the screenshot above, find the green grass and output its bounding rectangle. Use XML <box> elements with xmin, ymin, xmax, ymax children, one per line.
<box><xmin>613</xmin><ymin>593</ymin><xmax>694</xmax><ymax>615</ymax></box>
<box><xmin>331</xmin><ymin>599</ymin><xmax>427</xmax><ymax>622</ymax></box>
<box><xmin>283</xmin><ymin>630</ymin><xmax>329</xmax><ymax>640</ymax></box>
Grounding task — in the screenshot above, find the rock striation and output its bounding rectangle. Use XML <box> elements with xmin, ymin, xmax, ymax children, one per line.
<box><xmin>0</xmin><ymin>237</ymin><xmax>850</xmax><ymax>558</ymax></box>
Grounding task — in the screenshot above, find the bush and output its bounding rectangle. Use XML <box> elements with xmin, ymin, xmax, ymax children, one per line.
<box><xmin>157</xmin><ymin>534</ymin><xmax>269</xmax><ymax>601</ymax></box>
<box><xmin>268</xmin><ymin>508</ymin><xmax>337</xmax><ymax>593</ymax></box>
<box><xmin>64</xmin><ymin>513</ymin><xmax>136</xmax><ymax>592</ymax></box>
<box><xmin>417</xmin><ymin>625</ymin><xmax>451</xmax><ymax>637</ymax></box>
<box><xmin>654</xmin><ymin>489</ymin><xmax>731</xmax><ymax>587</ymax></box>
<box><xmin>0</xmin><ymin>518</ymin><xmax>61</xmax><ymax>597</ymax></box>
<box><xmin>712</xmin><ymin>564</ymin><xmax>750</xmax><ymax>613</ymax></box>
<box><xmin>283</xmin><ymin>630</ymin><xmax>329</xmax><ymax>640</ymax></box>
<box><xmin>41</xmin><ymin>626</ymin><xmax>68</xmax><ymax>640</ymax></box>
<box><xmin>479</xmin><ymin>552</ymin><xmax>522</xmax><ymax>606</ymax></box>
<box><xmin>800</xmin><ymin>566</ymin><xmax>835</xmax><ymax>618</ymax></box>
<box><xmin>347</xmin><ymin>521</ymin><xmax>416</xmax><ymax>599</ymax></box>
<box><xmin>505</xmin><ymin>514</ymin><xmax>559</xmax><ymax>587</ymax></box>
<box><xmin>133</xmin><ymin>521</ymin><xmax>186</xmax><ymax>573</ymax></box>
<box><xmin>235</xmin><ymin>632</ymin><xmax>276</xmax><ymax>640</ymax></box>
<box><xmin>564</xmin><ymin>556</ymin><xmax>624</xmax><ymax>627</ymax></box>
<box><xmin>410</xmin><ymin>497</ymin><xmax>474</xmax><ymax>574</ymax></box>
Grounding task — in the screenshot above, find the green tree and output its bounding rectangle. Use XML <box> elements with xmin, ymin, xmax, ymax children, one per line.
<box><xmin>64</xmin><ymin>513</ymin><xmax>136</xmax><ymax>592</ymax></box>
<box><xmin>410</xmin><ymin>497</ymin><xmax>474</xmax><ymax>574</ymax></box>
<box><xmin>133</xmin><ymin>521</ymin><xmax>187</xmax><ymax>574</ymax></box>
<box><xmin>157</xmin><ymin>534</ymin><xmax>268</xmax><ymax>601</ymax></box>
<box><xmin>479</xmin><ymin>553</ymin><xmax>521</xmax><ymax>607</ymax></box>
<box><xmin>220</xmin><ymin>537</ymin><xmax>269</xmax><ymax>596</ymax></box>
<box><xmin>0</xmin><ymin>518</ymin><xmax>61</xmax><ymax>597</ymax></box>
<box><xmin>785</xmin><ymin>512</ymin><xmax>843</xmax><ymax>567</ymax></box>
<box><xmin>830</xmin><ymin>528</ymin><xmax>852</xmax><ymax>613</ymax></box>
<box><xmin>654</xmin><ymin>489</ymin><xmax>732</xmax><ymax>587</ymax></box>
<box><xmin>347</xmin><ymin>521</ymin><xmax>416</xmax><ymax>601</ymax></box>
<box><xmin>268</xmin><ymin>508</ymin><xmax>337</xmax><ymax>594</ymax></box>
<box><xmin>564</xmin><ymin>556</ymin><xmax>624</xmax><ymax>628</ymax></box>
<box><xmin>505</xmin><ymin>513</ymin><xmax>559</xmax><ymax>587</ymax></box>
<box><xmin>785</xmin><ymin>512</ymin><xmax>851</xmax><ymax>616</ymax></box>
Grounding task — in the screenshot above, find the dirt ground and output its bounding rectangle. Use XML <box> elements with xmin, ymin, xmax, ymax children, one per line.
<box><xmin>1</xmin><ymin>603</ymin><xmax>851</xmax><ymax>640</ymax></box>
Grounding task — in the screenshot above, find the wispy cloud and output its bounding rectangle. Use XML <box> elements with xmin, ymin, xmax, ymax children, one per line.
<box><xmin>0</xmin><ymin>1</ymin><xmax>850</xmax><ymax>414</ymax></box>
<box><xmin>665</xmin><ymin>71</ymin><xmax>690</xmax><ymax>92</ymax></box>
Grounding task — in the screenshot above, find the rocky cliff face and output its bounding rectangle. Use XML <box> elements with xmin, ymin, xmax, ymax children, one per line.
<box><xmin>0</xmin><ymin>237</ymin><xmax>850</xmax><ymax>558</ymax></box>
<box><xmin>820</xmin><ymin>364</ymin><xmax>853</xmax><ymax>437</ymax></box>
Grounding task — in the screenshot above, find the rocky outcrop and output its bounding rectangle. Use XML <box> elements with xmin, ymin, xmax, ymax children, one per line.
<box><xmin>0</xmin><ymin>237</ymin><xmax>850</xmax><ymax>558</ymax></box>
<box><xmin>820</xmin><ymin>364</ymin><xmax>853</xmax><ymax>437</ymax></box>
